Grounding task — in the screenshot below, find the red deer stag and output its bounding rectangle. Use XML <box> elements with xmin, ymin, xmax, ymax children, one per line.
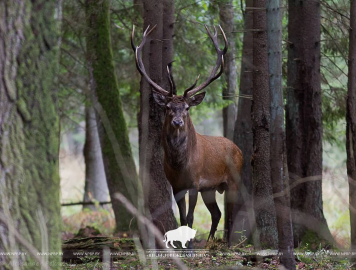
<box><xmin>131</xmin><ymin>25</ymin><xmax>243</xmax><ymax>247</ymax></box>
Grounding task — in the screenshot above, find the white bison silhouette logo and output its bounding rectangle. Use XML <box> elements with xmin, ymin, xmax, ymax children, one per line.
<box><xmin>163</xmin><ymin>226</ymin><xmax>197</xmax><ymax>248</ymax></box>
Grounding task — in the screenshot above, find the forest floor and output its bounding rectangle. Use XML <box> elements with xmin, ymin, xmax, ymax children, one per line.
<box><xmin>59</xmin><ymin>145</ymin><xmax>353</xmax><ymax>269</ymax></box>
<box><xmin>60</xmin><ymin>226</ymin><xmax>353</xmax><ymax>270</ymax></box>
<box><xmin>60</xmin><ymin>238</ymin><xmax>354</xmax><ymax>270</ymax></box>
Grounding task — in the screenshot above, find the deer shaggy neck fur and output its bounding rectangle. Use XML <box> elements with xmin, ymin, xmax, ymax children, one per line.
<box><xmin>163</xmin><ymin>115</ymin><xmax>196</xmax><ymax>170</ymax></box>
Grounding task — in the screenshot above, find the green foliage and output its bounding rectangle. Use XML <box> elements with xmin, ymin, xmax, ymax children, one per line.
<box><xmin>60</xmin><ymin>0</ymin><xmax>88</xmax><ymax>134</ymax></box>
<box><xmin>320</xmin><ymin>0</ymin><xmax>349</xmax><ymax>145</ymax></box>
<box><xmin>59</xmin><ymin>0</ymin><xmax>353</xmax><ymax>250</ymax></box>
<box><xmin>60</xmin><ymin>0</ymin><xmax>245</xmax><ymax>134</ymax></box>
<box><xmin>300</xmin><ymin>230</ymin><xmax>333</xmax><ymax>251</ymax></box>
<box><xmin>60</xmin><ymin>0</ymin><xmax>350</xmax><ymax>145</ymax></box>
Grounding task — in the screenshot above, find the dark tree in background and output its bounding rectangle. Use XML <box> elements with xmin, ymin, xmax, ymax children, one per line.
<box><xmin>286</xmin><ymin>0</ymin><xmax>333</xmax><ymax>245</ymax></box>
<box><xmin>233</xmin><ymin>0</ymin><xmax>254</xmax><ymax>242</ymax></box>
<box><xmin>86</xmin><ymin>0</ymin><xmax>139</xmax><ymax>231</ymax></box>
<box><xmin>218</xmin><ymin>0</ymin><xmax>237</xmax><ymax>141</ymax></box>
<box><xmin>139</xmin><ymin>0</ymin><xmax>177</xmax><ymax>234</ymax></box>
<box><xmin>0</xmin><ymin>0</ymin><xmax>62</xmax><ymax>268</ymax></box>
<box><xmin>83</xmin><ymin>105</ymin><xmax>109</xmax><ymax>210</ymax></box>
<box><xmin>267</xmin><ymin>0</ymin><xmax>295</xmax><ymax>267</ymax></box>
<box><xmin>251</xmin><ymin>0</ymin><xmax>278</xmax><ymax>248</ymax></box>
<box><xmin>346</xmin><ymin>0</ymin><xmax>356</xmax><ymax>264</ymax></box>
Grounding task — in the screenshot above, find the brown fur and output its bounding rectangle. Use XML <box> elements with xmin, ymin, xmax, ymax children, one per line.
<box><xmin>160</xmin><ymin>97</ymin><xmax>243</xmax><ymax>246</ymax></box>
<box><xmin>163</xmin><ymin>117</ymin><xmax>243</xmax><ymax>192</ymax></box>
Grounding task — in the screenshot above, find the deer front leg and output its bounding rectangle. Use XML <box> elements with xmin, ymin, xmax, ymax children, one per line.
<box><xmin>201</xmin><ymin>190</ymin><xmax>221</xmax><ymax>242</ymax></box>
<box><xmin>187</xmin><ymin>188</ymin><xmax>198</xmax><ymax>249</ymax></box>
<box><xmin>187</xmin><ymin>188</ymin><xmax>198</xmax><ymax>227</ymax></box>
<box><xmin>174</xmin><ymin>190</ymin><xmax>187</xmax><ymax>226</ymax></box>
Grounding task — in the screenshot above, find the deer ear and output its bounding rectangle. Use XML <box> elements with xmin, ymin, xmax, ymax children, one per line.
<box><xmin>188</xmin><ymin>92</ymin><xmax>206</xmax><ymax>107</ymax></box>
<box><xmin>153</xmin><ymin>92</ymin><xmax>167</xmax><ymax>106</ymax></box>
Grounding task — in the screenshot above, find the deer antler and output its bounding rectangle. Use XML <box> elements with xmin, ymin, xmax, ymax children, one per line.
<box><xmin>131</xmin><ymin>25</ymin><xmax>172</xmax><ymax>96</ymax></box>
<box><xmin>183</xmin><ymin>25</ymin><xmax>228</xmax><ymax>98</ymax></box>
<box><xmin>167</xmin><ymin>62</ymin><xmax>176</xmax><ymax>95</ymax></box>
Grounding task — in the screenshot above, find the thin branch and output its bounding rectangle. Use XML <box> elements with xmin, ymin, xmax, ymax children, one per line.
<box><xmin>320</xmin><ymin>0</ymin><xmax>350</xmax><ymax>20</ymax></box>
<box><xmin>62</xmin><ymin>16</ymin><xmax>86</xmax><ymax>54</ymax></box>
<box><xmin>322</xmin><ymin>54</ymin><xmax>348</xmax><ymax>77</ymax></box>
<box><xmin>61</xmin><ymin>48</ymin><xmax>87</xmax><ymax>69</ymax></box>
<box><xmin>321</xmin><ymin>24</ymin><xmax>348</xmax><ymax>64</ymax></box>
<box><xmin>61</xmin><ymin>201</ymin><xmax>111</xmax><ymax>207</ymax></box>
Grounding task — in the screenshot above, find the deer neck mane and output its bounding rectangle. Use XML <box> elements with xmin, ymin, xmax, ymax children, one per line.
<box><xmin>163</xmin><ymin>115</ymin><xmax>197</xmax><ymax>170</ymax></box>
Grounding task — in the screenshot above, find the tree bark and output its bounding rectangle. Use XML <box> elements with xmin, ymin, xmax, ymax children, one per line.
<box><xmin>217</xmin><ymin>0</ymin><xmax>238</xmax><ymax>243</ymax></box>
<box><xmin>83</xmin><ymin>105</ymin><xmax>109</xmax><ymax>210</ymax></box>
<box><xmin>218</xmin><ymin>0</ymin><xmax>237</xmax><ymax>141</ymax></box>
<box><xmin>233</xmin><ymin>0</ymin><xmax>254</xmax><ymax>243</ymax></box>
<box><xmin>286</xmin><ymin>0</ymin><xmax>333</xmax><ymax>246</ymax></box>
<box><xmin>346</xmin><ymin>0</ymin><xmax>356</xmax><ymax>265</ymax></box>
<box><xmin>267</xmin><ymin>0</ymin><xmax>295</xmax><ymax>268</ymax></box>
<box><xmin>162</xmin><ymin>0</ymin><xmax>175</xmax><ymax>95</ymax></box>
<box><xmin>139</xmin><ymin>0</ymin><xmax>177</xmax><ymax>234</ymax></box>
<box><xmin>85</xmin><ymin>0</ymin><xmax>139</xmax><ymax>231</ymax></box>
<box><xmin>0</xmin><ymin>0</ymin><xmax>62</xmax><ymax>268</ymax></box>
<box><xmin>252</xmin><ymin>0</ymin><xmax>278</xmax><ymax>248</ymax></box>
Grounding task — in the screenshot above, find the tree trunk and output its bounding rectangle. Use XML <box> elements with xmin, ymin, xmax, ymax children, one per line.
<box><xmin>286</xmin><ymin>0</ymin><xmax>333</xmax><ymax>246</ymax></box>
<box><xmin>217</xmin><ymin>0</ymin><xmax>241</xmax><ymax>244</ymax></box>
<box><xmin>252</xmin><ymin>0</ymin><xmax>278</xmax><ymax>248</ymax></box>
<box><xmin>233</xmin><ymin>0</ymin><xmax>254</xmax><ymax>243</ymax></box>
<box><xmin>346</xmin><ymin>0</ymin><xmax>356</xmax><ymax>265</ymax></box>
<box><xmin>139</xmin><ymin>0</ymin><xmax>177</xmax><ymax>234</ymax></box>
<box><xmin>83</xmin><ymin>105</ymin><xmax>109</xmax><ymax>210</ymax></box>
<box><xmin>0</xmin><ymin>0</ymin><xmax>62</xmax><ymax>268</ymax></box>
<box><xmin>162</xmin><ymin>0</ymin><xmax>175</xmax><ymax>95</ymax></box>
<box><xmin>85</xmin><ymin>0</ymin><xmax>139</xmax><ymax>231</ymax></box>
<box><xmin>267</xmin><ymin>0</ymin><xmax>295</xmax><ymax>268</ymax></box>
<box><xmin>218</xmin><ymin>0</ymin><xmax>237</xmax><ymax>141</ymax></box>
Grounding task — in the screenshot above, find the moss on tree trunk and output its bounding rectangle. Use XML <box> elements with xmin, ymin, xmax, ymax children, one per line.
<box><xmin>0</xmin><ymin>0</ymin><xmax>62</xmax><ymax>268</ymax></box>
<box><xmin>85</xmin><ymin>0</ymin><xmax>139</xmax><ymax>231</ymax></box>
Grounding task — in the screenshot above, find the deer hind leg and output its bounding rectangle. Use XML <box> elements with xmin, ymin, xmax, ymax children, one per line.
<box><xmin>201</xmin><ymin>190</ymin><xmax>221</xmax><ymax>241</ymax></box>
<box><xmin>226</xmin><ymin>181</ymin><xmax>238</xmax><ymax>247</ymax></box>
<box><xmin>174</xmin><ymin>190</ymin><xmax>187</xmax><ymax>226</ymax></box>
<box><xmin>187</xmin><ymin>188</ymin><xmax>198</xmax><ymax>249</ymax></box>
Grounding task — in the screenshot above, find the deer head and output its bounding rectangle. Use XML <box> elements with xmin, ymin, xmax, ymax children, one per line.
<box><xmin>131</xmin><ymin>24</ymin><xmax>228</xmax><ymax>130</ymax></box>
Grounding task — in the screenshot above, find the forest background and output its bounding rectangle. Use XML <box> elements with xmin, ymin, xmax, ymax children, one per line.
<box><xmin>0</xmin><ymin>0</ymin><xmax>355</xmax><ymax>269</ymax></box>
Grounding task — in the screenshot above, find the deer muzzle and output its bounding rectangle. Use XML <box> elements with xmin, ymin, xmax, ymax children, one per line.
<box><xmin>172</xmin><ymin>118</ymin><xmax>184</xmax><ymax>128</ymax></box>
